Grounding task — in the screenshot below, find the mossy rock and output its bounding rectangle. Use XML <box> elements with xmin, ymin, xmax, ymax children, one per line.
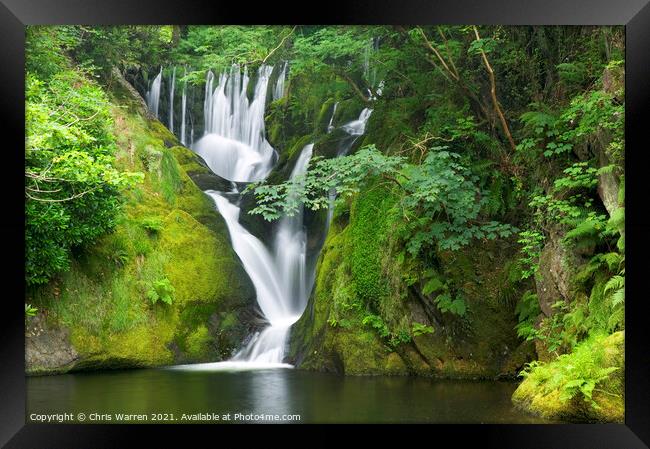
<box><xmin>159</xmin><ymin>209</ymin><xmax>239</xmax><ymax>305</ymax></box>
<box><xmin>26</xmin><ymin>70</ymin><xmax>256</xmax><ymax>374</ymax></box>
<box><xmin>512</xmin><ymin>331</ymin><xmax>624</xmax><ymax>422</ymax></box>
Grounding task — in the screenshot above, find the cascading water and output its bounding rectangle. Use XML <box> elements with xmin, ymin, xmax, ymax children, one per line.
<box><xmin>203</xmin><ymin>144</ymin><xmax>314</xmax><ymax>367</ymax></box>
<box><xmin>326</xmin><ymin>108</ymin><xmax>373</xmax><ymax>227</ymax></box>
<box><xmin>273</xmin><ymin>61</ymin><xmax>288</xmax><ymax>101</ymax></box>
<box><xmin>180</xmin><ymin>68</ymin><xmax>187</xmax><ymax>146</ymax></box>
<box><xmin>327</xmin><ymin>102</ymin><xmax>338</xmax><ymax>133</ymax></box>
<box><xmin>168</xmin><ymin>66</ymin><xmax>176</xmax><ymax>133</ymax></box>
<box><xmin>342</xmin><ymin>108</ymin><xmax>373</xmax><ymax>137</ymax></box>
<box><xmin>193</xmin><ymin>65</ymin><xmax>276</xmax><ymax>182</ymax></box>
<box><xmin>145</xmin><ymin>67</ymin><xmax>163</xmax><ymax>118</ymax></box>
<box><xmin>206</xmin><ymin>109</ymin><xmax>372</xmax><ymax>369</ymax></box>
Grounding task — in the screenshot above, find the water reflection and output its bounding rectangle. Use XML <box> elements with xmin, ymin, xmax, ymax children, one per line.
<box><xmin>27</xmin><ymin>369</ymin><xmax>555</xmax><ymax>424</ymax></box>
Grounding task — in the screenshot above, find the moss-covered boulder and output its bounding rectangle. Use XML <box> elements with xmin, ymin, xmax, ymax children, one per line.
<box><xmin>25</xmin><ymin>73</ymin><xmax>256</xmax><ymax>375</ymax></box>
<box><xmin>512</xmin><ymin>331</ymin><xmax>624</xmax><ymax>422</ymax></box>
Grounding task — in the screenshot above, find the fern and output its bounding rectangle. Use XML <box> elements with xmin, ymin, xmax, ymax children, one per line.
<box><xmin>604</xmin><ymin>272</ymin><xmax>625</xmax><ymax>331</ymax></box>
<box><xmin>604</xmin><ymin>275</ymin><xmax>624</xmax><ymax>296</ymax></box>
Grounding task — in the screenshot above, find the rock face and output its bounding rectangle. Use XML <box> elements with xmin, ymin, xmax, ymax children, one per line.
<box><xmin>26</xmin><ymin>314</ymin><xmax>79</xmax><ymax>375</ymax></box>
<box><xmin>25</xmin><ymin>71</ymin><xmax>256</xmax><ymax>375</ymax></box>
<box><xmin>535</xmin><ymin>230</ymin><xmax>582</xmax><ymax>317</ymax></box>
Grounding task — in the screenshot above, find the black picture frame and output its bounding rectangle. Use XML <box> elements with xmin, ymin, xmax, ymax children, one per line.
<box><xmin>1</xmin><ymin>1</ymin><xmax>648</xmax><ymax>446</ymax></box>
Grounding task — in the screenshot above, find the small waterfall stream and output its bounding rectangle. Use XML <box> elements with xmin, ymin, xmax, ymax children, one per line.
<box><xmin>145</xmin><ymin>63</ymin><xmax>372</xmax><ymax>370</ymax></box>
<box><xmin>327</xmin><ymin>102</ymin><xmax>338</xmax><ymax>133</ymax></box>
<box><xmin>180</xmin><ymin>68</ymin><xmax>187</xmax><ymax>145</ymax></box>
<box><xmin>273</xmin><ymin>61</ymin><xmax>288</xmax><ymax>101</ymax></box>
<box><xmin>168</xmin><ymin>67</ymin><xmax>176</xmax><ymax>133</ymax></box>
<box><xmin>145</xmin><ymin>67</ymin><xmax>162</xmax><ymax>118</ymax></box>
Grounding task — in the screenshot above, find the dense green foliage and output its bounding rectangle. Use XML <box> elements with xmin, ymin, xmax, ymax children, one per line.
<box><xmin>513</xmin><ymin>331</ymin><xmax>623</xmax><ymax>421</ymax></box>
<box><xmin>26</xmin><ymin>28</ymin><xmax>143</xmax><ymax>285</ymax></box>
<box><xmin>248</xmin><ymin>145</ymin><xmax>517</xmax><ymax>254</ymax></box>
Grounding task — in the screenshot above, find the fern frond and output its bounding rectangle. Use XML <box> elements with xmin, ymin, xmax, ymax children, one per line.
<box><xmin>611</xmin><ymin>288</ymin><xmax>625</xmax><ymax>307</ymax></box>
<box><xmin>604</xmin><ymin>275</ymin><xmax>624</xmax><ymax>296</ymax></box>
<box><xmin>607</xmin><ymin>307</ymin><xmax>625</xmax><ymax>332</ymax></box>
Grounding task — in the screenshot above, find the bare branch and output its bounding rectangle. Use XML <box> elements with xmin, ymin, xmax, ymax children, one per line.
<box><xmin>472</xmin><ymin>26</ymin><xmax>517</xmax><ymax>153</ymax></box>
<box><xmin>416</xmin><ymin>27</ymin><xmax>459</xmax><ymax>81</ymax></box>
<box><xmin>334</xmin><ymin>69</ymin><xmax>371</xmax><ymax>103</ymax></box>
<box><xmin>25</xmin><ymin>185</ymin><xmax>100</xmax><ymax>203</ymax></box>
<box><xmin>262</xmin><ymin>26</ymin><xmax>297</xmax><ymax>64</ymax></box>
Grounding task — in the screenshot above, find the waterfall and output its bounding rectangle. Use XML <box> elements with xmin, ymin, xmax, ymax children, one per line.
<box><xmin>342</xmin><ymin>108</ymin><xmax>373</xmax><ymax>136</ymax></box>
<box><xmin>168</xmin><ymin>67</ymin><xmax>176</xmax><ymax>133</ymax></box>
<box><xmin>363</xmin><ymin>37</ymin><xmax>383</xmax><ymax>100</ymax></box>
<box><xmin>204</xmin><ymin>143</ymin><xmax>314</xmax><ymax>366</ymax></box>
<box><xmin>206</xmin><ymin>109</ymin><xmax>371</xmax><ymax>368</ymax></box>
<box><xmin>363</xmin><ymin>39</ymin><xmax>371</xmax><ymax>83</ymax></box>
<box><xmin>167</xmin><ymin>63</ymin><xmax>372</xmax><ymax>370</ymax></box>
<box><xmin>364</xmin><ymin>37</ymin><xmax>379</xmax><ymax>88</ymax></box>
<box><xmin>327</xmin><ymin>102</ymin><xmax>338</xmax><ymax>133</ymax></box>
<box><xmin>273</xmin><ymin>61</ymin><xmax>288</xmax><ymax>101</ymax></box>
<box><xmin>180</xmin><ymin>69</ymin><xmax>187</xmax><ymax>145</ymax></box>
<box><xmin>145</xmin><ymin>67</ymin><xmax>162</xmax><ymax>118</ymax></box>
<box><xmin>193</xmin><ymin>64</ymin><xmax>276</xmax><ymax>182</ymax></box>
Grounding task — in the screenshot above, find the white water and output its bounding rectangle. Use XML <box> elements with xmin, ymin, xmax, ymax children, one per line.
<box><xmin>193</xmin><ymin>65</ymin><xmax>276</xmax><ymax>182</ymax></box>
<box><xmin>273</xmin><ymin>61</ymin><xmax>288</xmax><ymax>101</ymax></box>
<box><xmin>180</xmin><ymin>68</ymin><xmax>187</xmax><ymax>145</ymax></box>
<box><xmin>327</xmin><ymin>102</ymin><xmax>338</xmax><ymax>133</ymax></box>
<box><xmin>168</xmin><ymin>67</ymin><xmax>176</xmax><ymax>133</ymax></box>
<box><xmin>145</xmin><ymin>67</ymin><xmax>162</xmax><ymax>118</ymax></box>
<box><xmin>363</xmin><ymin>37</ymin><xmax>379</xmax><ymax>89</ymax></box>
<box><xmin>342</xmin><ymin>108</ymin><xmax>373</xmax><ymax>136</ymax></box>
<box><xmin>204</xmin><ymin>143</ymin><xmax>314</xmax><ymax>366</ymax></box>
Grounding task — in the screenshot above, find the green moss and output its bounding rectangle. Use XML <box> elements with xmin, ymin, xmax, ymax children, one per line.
<box><xmin>159</xmin><ymin>209</ymin><xmax>236</xmax><ymax>305</ymax></box>
<box><xmin>316</xmin><ymin>98</ymin><xmax>335</xmax><ymax>133</ymax></box>
<box><xmin>347</xmin><ymin>181</ymin><xmax>397</xmax><ymax>308</ymax></box>
<box><xmin>158</xmin><ymin>150</ymin><xmax>183</xmax><ymax>203</ymax></box>
<box><xmin>330</xmin><ymin>328</ymin><xmax>392</xmax><ymax>375</ymax></box>
<box><xmin>27</xmin><ymin>80</ymin><xmax>253</xmax><ymax>373</ymax></box>
<box><xmin>291</xmin><ymin>180</ymin><xmax>528</xmax><ymax>378</ymax></box>
<box><xmin>384</xmin><ymin>351</ymin><xmax>409</xmax><ymax>375</ymax></box>
<box><xmin>70</xmin><ymin>321</ymin><xmax>175</xmax><ymax>369</ymax></box>
<box><xmin>290</xmin><ymin>188</ymin><xmax>415</xmax><ymax>375</ymax></box>
<box><xmin>148</xmin><ymin>119</ymin><xmax>179</xmax><ymax>147</ymax></box>
<box><xmin>219</xmin><ymin>312</ymin><xmax>238</xmax><ymax>330</ymax></box>
<box><xmin>185</xmin><ymin>325</ymin><xmax>212</xmax><ymax>359</ymax></box>
<box><xmin>512</xmin><ymin>331</ymin><xmax>624</xmax><ymax>422</ymax></box>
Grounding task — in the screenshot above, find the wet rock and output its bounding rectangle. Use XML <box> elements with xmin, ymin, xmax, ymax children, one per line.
<box><xmin>26</xmin><ymin>314</ymin><xmax>79</xmax><ymax>375</ymax></box>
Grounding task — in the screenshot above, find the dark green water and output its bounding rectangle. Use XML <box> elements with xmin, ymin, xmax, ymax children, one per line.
<box><xmin>27</xmin><ymin>368</ymin><xmax>554</xmax><ymax>424</ymax></box>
